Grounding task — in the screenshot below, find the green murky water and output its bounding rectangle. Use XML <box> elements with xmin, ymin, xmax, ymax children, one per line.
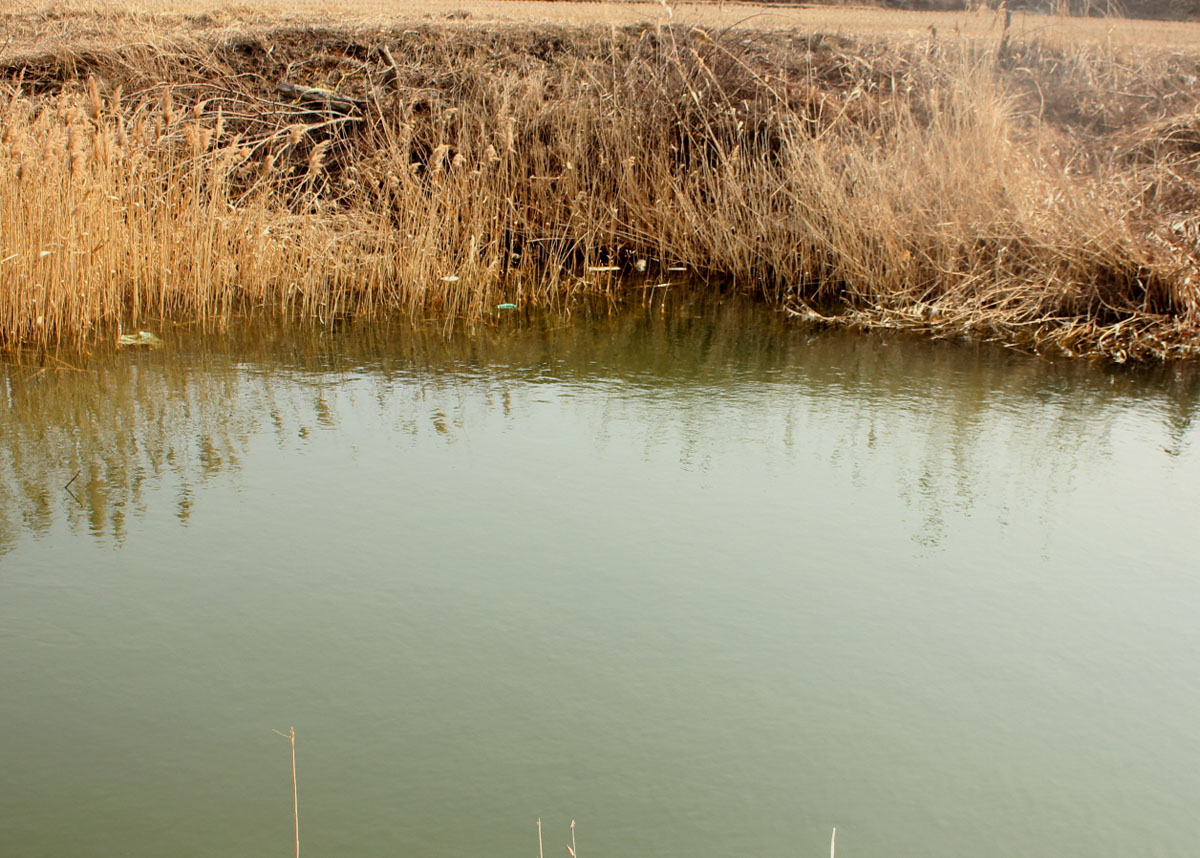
<box><xmin>2</xmin><ymin>296</ymin><xmax>1199</xmax><ymax>858</ymax></box>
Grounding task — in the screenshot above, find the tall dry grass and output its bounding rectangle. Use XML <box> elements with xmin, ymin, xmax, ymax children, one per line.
<box><xmin>1</xmin><ymin>20</ymin><xmax>1198</xmax><ymax>358</ymax></box>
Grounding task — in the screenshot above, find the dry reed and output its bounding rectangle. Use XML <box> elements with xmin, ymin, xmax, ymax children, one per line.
<box><xmin>1</xmin><ymin>18</ymin><xmax>1198</xmax><ymax>359</ymax></box>
<box><xmin>273</xmin><ymin>727</ymin><xmax>300</xmax><ymax>858</ymax></box>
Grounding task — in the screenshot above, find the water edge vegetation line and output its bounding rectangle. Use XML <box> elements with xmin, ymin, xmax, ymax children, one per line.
<box><xmin>1</xmin><ymin>15</ymin><xmax>1198</xmax><ymax>360</ymax></box>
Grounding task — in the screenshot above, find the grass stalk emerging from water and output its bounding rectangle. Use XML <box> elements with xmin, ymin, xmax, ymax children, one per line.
<box><xmin>273</xmin><ymin>727</ymin><xmax>300</xmax><ymax>858</ymax></box>
<box><xmin>1</xmin><ymin>14</ymin><xmax>1198</xmax><ymax>359</ymax></box>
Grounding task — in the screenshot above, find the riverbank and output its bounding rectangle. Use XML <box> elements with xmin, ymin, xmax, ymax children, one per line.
<box><xmin>2</xmin><ymin>5</ymin><xmax>1198</xmax><ymax>359</ymax></box>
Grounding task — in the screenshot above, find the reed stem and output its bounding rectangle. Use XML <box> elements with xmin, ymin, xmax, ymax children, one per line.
<box><xmin>274</xmin><ymin>727</ymin><xmax>300</xmax><ymax>858</ymax></box>
<box><xmin>291</xmin><ymin>728</ymin><xmax>299</xmax><ymax>858</ymax></box>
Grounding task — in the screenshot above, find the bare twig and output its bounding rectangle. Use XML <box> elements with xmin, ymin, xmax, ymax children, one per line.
<box><xmin>273</xmin><ymin>728</ymin><xmax>300</xmax><ymax>858</ymax></box>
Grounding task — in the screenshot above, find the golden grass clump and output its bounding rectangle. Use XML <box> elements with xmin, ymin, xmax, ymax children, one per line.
<box><xmin>1</xmin><ymin>18</ymin><xmax>1199</xmax><ymax>359</ymax></box>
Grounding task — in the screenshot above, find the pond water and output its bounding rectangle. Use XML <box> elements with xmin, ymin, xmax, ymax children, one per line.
<box><xmin>2</xmin><ymin>295</ymin><xmax>1199</xmax><ymax>858</ymax></box>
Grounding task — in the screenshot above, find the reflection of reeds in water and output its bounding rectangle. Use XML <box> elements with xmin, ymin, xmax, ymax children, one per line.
<box><xmin>0</xmin><ymin>353</ymin><xmax>260</xmax><ymax>550</ymax></box>
<box><xmin>1</xmin><ymin>22</ymin><xmax>1198</xmax><ymax>358</ymax></box>
<box><xmin>1</xmin><ymin>297</ymin><xmax>1198</xmax><ymax>554</ymax></box>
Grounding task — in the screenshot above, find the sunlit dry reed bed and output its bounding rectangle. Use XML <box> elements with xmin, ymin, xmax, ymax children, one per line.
<box><xmin>2</xmin><ymin>15</ymin><xmax>1199</xmax><ymax>359</ymax></box>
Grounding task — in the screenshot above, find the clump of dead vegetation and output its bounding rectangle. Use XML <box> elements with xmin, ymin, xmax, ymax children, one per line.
<box><xmin>1</xmin><ymin>18</ymin><xmax>1198</xmax><ymax>359</ymax></box>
